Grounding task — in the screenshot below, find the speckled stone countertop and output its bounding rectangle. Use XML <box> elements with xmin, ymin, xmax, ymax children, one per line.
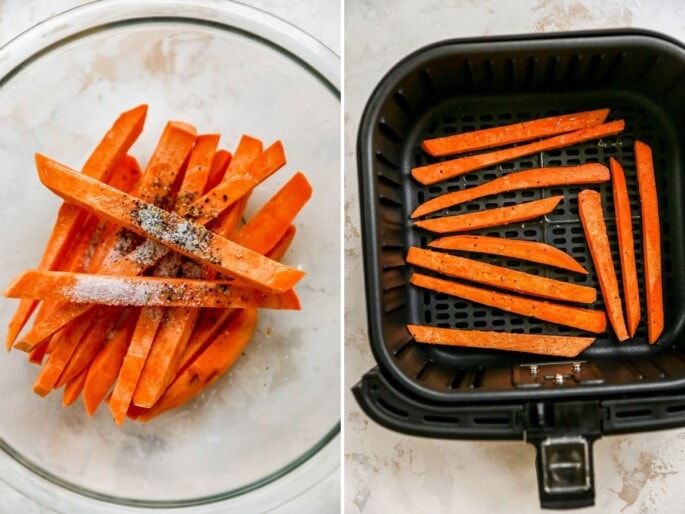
<box><xmin>344</xmin><ymin>1</ymin><xmax>685</xmax><ymax>513</ymax></box>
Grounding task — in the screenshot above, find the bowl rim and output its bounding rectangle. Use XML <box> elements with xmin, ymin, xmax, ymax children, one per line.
<box><xmin>0</xmin><ymin>0</ymin><xmax>340</xmax><ymax>510</ymax></box>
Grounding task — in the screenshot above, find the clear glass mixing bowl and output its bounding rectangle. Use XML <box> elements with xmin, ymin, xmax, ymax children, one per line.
<box><xmin>0</xmin><ymin>1</ymin><xmax>340</xmax><ymax>511</ymax></box>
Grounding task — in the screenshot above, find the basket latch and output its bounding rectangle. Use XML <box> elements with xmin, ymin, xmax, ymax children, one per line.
<box><xmin>525</xmin><ymin>400</ymin><xmax>602</xmax><ymax>509</ymax></box>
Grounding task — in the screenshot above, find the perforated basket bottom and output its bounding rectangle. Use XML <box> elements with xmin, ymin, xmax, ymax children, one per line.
<box><xmin>400</xmin><ymin>92</ymin><xmax>677</xmax><ymax>367</ymax></box>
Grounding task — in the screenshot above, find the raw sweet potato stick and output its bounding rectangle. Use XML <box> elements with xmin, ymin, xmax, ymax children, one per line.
<box><xmin>15</xmin><ymin>122</ymin><xmax>197</xmax><ymax>352</ymax></box>
<box><xmin>109</xmin><ymin>134</ymin><xmax>219</xmax><ymax>424</ymax></box>
<box><xmin>411</xmin><ymin>273</ymin><xmax>607</xmax><ymax>333</ymax></box>
<box><xmin>415</xmin><ymin>196</ymin><xmax>562</xmax><ymax>234</ymax></box>
<box><xmin>34</xmin><ymin>156</ymin><xmax>303</xmax><ymax>292</ymax></box>
<box><xmin>577</xmin><ymin>189</ymin><xmax>629</xmax><ymax>341</ymax></box>
<box><xmin>610</xmin><ymin>158</ymin><xmax>641</xmax><ymax>337</ymax></box>
<box><xmin>421</xmin><ymin>109</ymin><xmax>610</xmax><ymax>156</ymax></box>
<box><xmin>412</xmin><ymin>163</ymin><xmax>609</xmax><ymax>218</ymax></box>
<box><xmin>137</xmin><ymin>309</ymin><xmax>258</xmax><ymax>422</ymax></box>
<box><xmin>17</xmin><ymin>139</ymin><xmax>269</xmax><ymax>351</ymax></box>
<box><xmin>412</xmin><ymin>120</ymin><xmax>624</xmax><ymax>185</ymax></box>
<box><xmin>82</xmin><ymin>309</ymin><xmax>137</xmax><ymax>416</ymax></box>
<box><xmin>407</xmin><ymin>325</ymin><xmax>595</xmax><ymax>357</ymax></box>
<box><xmin>174</xmin><ymin>225</ymin><xmax>296</xmax><ymax>377</ymax></box>
<box><xmin>6</xmin><ymin>105</ymin><xmax>147</xmax><ymax>348</ymax></box>
<box><xmin>133</xmin><ymin>174</ymin><xmax>311</xmax><ymax>408</ymax></box>
<box><xmin>5</xmin><ymin>271</ymin><xmax>301</xmax><ymax>309</ymax></box>
<box><xmin>635</xmin><ymin>141</ymin><xmax>664</xmax><ymax>343</ymax></box>
<box><xmin>428</xmin><ymin>235</ymin><xmax>587</xmax><ymax>274</ymax></box>
<box><xmin>406</xmin><ymin>247</ymin><xmax>596</xmax><ymax>303</ymax></box>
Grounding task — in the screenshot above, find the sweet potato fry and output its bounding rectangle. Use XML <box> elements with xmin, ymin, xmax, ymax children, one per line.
<box><xmin>407</xmin><ymin>325</ymin><xmax>595</xmax><ymax>357</ymax></box>
<box><xmin>411</xmin><ymin>163</ymin><xmax>609</xmax><ymax>218</ymax></box>
<box><xmin>411</xmin><ymin>273</ymin><xmax>606</xmax><ymax>333</ymax></box>
<box><xmin>174</xmin><ymin>134</ymin><xmax>220</xmax><ymax>214</ymax></box>
<box><xmin>206</xmin><ymin>149</ymin><xmax>232</xmax><ymax>191</ymax></box>
<box><xmin>187</xmin><ymin>140</ymin><xmax>285</xmax><ymax>224</ymax></box>
<box><xmin>175</xmin><ymin>226</ymin><xmax>296</xmax><ymax>377</ymax></box>
<box><xmin>132</xmin><ymin>177</ymin><xmax>308</xmax><ymax>408</ymax></box>
<box><xmin>421</xmin><ymin>109</ymin><xmax>610</xmax><ymax>157</ymax></box>
<box><xmin>6</xmin><ymin>106</ymin><xmax>148</xmax><ymax>349</ymax></box>
<box><xmin>428</xmin><ymin>235</ymin><xmax>587</xmax><ymax>274</ymax></box>
<box><xmin>415</xmin><ymin>195</ymin><xmax>562</xmax><ymax>234</ymax></box>
<box><xmin>55</xmin><ymin>306</ymin><xmax>121</xmax><ymax>388</ymax></box>
<box><xmin>610</xmin><ymin>158</ymin><xmax>641</xmax><ymax>337</ymax></box>
<box><xmin>412</xmin><ymin>120</ymin><xmax>625</xmax><ymax>185</ymax></box>
<box><xmin>406</xmin><ymin>247</ymin><xmax>596</xmax><ymax>303</ymax></box>
<box><xmin>137</xmin><ymin>309</ymin><xmax>258</xmax><ymax>422</ymax></box>
<box><xmin>32</xmin><ymin>312</ymin><xmax>97</xmax><ymax>396</ymax></box>
<box><xmin>635</xmin><ymin>141</ymin><xmax>664</xmax><ymax>343</ymax></box>
<box><xmin>578</xmin><ymin>189</ymin><xmax>629</xmax><ymax>341</ymax></box>
<box><xmin>5</xmin><ymin>270</ymin><xmax>301</xmax><ymax>310</ymax></box>
<box><xmin>82</xmin><ymin>309</ymin><xmax>137</xmax><ymax>416</ymax></box>
<box><xmin>34</xmin><ymin>155</ymin><xmax>304</xmax><ymax>293</ymax></box>
<box><xmin>62</xmin><ymin>368</ymin><xmax>87</xmax><ymax>407</ymax></box>
<box><xmin>118</xmin><ymin>134</ymin><xmax>219</xmax><ymax>411</ymax></box>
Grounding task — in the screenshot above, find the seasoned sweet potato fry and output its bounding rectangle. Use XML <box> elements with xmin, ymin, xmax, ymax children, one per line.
<box><xmin>137</xmin><ymin>309</ymin><xmax>258</xmax><ymax>422</ymax></box>
<box><xmin>6</xmin><ymin>106</ymin><xmax>148</xmax><ymax>349</ymax></box>
<box><xmin>610</xmin><ymin>158</ymin><xmax>641</xmax><ymax>337</ymax></box>
<box><xmin>412</xmin><ymin>120</ymin><xmax>624</xmax><ymax>185</ymax></box>
<box><xmin>406</xmin><ymin>247</ymin><xmax>596</xmax><ymax>303</ymax></box>
<box><xmin>635</xmin><ymin>141</ymin><xmax>664</xmax><ymax>343</ymax></box>
<box><xmin>578</xmin><ymin>189</ymin><xmax>629</xmax><ymax>341</ymax></box>
<box><xmin>5</xmin><ymin>270</ymin><xmax>301</xmax><ymax>310</ymax></box>
<box><xmin>34</xmin><ymin>155</ymin><xmax>305</xmax><ymax>293</ymax></box>
<box><xmin>411</xmin><ymin>273</ymin><xmax>607</xmax><ymax>333</ymax></box>
<box><xmin>407</xmin><ymin>325</ymin><xmax>595</xmax><ymax>357</ymax></box>
<box><xmin>428</xmin><ymin>235</ymin><xmax>587</xmax><ymax>274</ymax></box>
<box><xmin>411</xmin><ymin>163</ymin><xmax>609</xmax><ymax>218</ymax></box>
<box><xmin>421</xmin><ymin>109</ymin><xmax>610</xmax><ymax>157</ymax></box>
<box><xmin>415</xmin><ymin>196</ymin><xmax>562</xmax><ymax>234</ymax></box>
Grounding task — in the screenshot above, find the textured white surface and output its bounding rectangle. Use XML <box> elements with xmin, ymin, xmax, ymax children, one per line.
<box><xmin>344</xmin><ymin>1</ymin><xmax>685</xmax><ymax>513</ymax></box>
<box><xmin>0</xmin><ymin>1</ymin><xmax>340</xmax><ymax>513</ymax></box>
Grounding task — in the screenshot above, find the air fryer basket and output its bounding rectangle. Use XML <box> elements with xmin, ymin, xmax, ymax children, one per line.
<box><xmin>354</xmin><ymin>30</ymin><xmax>685</xmax><ymax>509</ymax></box>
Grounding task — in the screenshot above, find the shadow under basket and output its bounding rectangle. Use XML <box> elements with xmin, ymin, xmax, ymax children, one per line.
<box><xmin>353</xmin><ymin>29</ymin><xmax>685</xmax><ymax>509</ymax></box>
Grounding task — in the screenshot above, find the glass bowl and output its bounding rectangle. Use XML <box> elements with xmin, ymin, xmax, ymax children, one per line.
<box><xmin>0</xmin><ymin>0</ymin><xmax>340</xmax><ymax>511</ymax></box>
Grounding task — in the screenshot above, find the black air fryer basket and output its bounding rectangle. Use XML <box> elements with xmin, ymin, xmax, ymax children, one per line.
<box><xmin>353</xmin><ymin>29</ymin><xmax>685</xmax><ymax>509</ymax></box>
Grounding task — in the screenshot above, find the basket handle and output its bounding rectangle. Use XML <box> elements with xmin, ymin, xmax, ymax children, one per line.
<box><xmin>525</xmin><ymin>401</ymin><xmax>602</xmax><ymax>509</ymax></box>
